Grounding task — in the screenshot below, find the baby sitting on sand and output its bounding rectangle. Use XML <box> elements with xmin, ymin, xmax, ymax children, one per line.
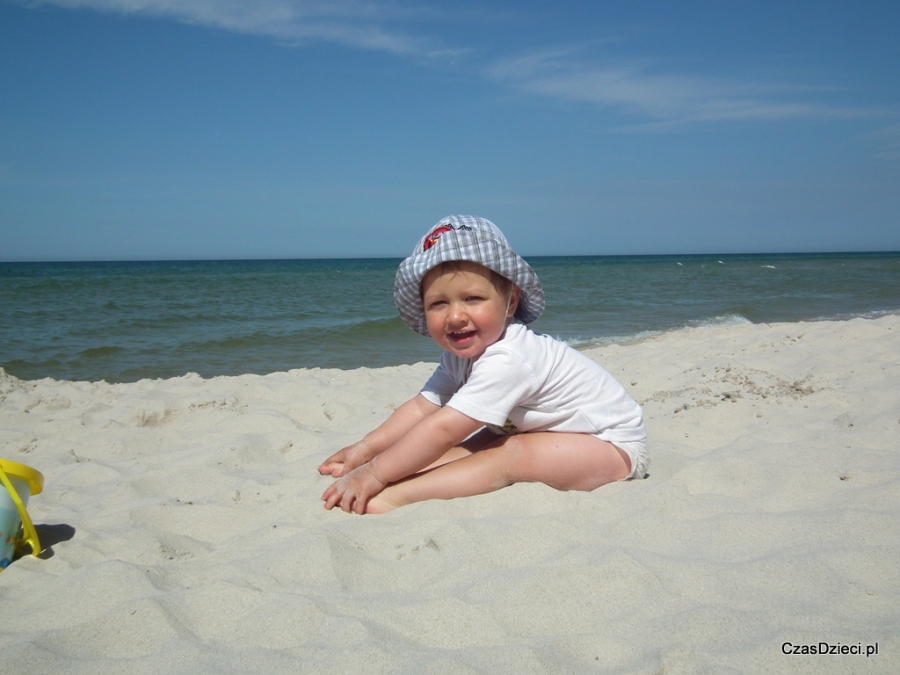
<box><xmin>319</xmin><ymin>215</ymin><xmax>648</xmax><ymax>514</ymax></box>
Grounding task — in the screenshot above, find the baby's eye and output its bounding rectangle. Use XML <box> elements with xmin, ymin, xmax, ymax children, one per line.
<box><xmin>466</xmin><ymin>295</ymin><xmax>485</xmax><ymax>302</ymax></box>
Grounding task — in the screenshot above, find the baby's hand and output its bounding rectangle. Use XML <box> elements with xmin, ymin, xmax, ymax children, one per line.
<box><xmin>322</xmin><ymin>463</ymin><xmax>387</xmax><ymax>514</ymax></box>
<box><xmin>318</xmin><ymin>440</ymin><xmax>374</xmax><ymax>477</ymax></box>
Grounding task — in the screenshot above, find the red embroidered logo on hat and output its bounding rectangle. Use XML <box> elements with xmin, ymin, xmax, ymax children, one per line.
<box><xmin>423</xmin><ymin>225</ymin><xmax>453</xmax><ymax>250</ymax></box>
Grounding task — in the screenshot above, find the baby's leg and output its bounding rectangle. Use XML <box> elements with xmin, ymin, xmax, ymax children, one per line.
<box><xmin>417</xmin><ymin>427</ymin><xmax>501</xmax><ymax>472</ymax></box>
<box><xmin>366</xmin><ymin>432</ymin><xmax>630</xmax><ymax>514</ymax></box>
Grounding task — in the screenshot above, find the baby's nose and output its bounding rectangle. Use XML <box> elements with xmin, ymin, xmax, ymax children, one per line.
<box><xmin>448</xmin><ymin>303</ymin><xmax>468</xmax><ymax>323</ymax></box>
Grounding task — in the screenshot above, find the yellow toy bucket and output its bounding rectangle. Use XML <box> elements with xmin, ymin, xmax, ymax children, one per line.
<box><xmin>0</xmin><ymin>459</ymin><xmax>44</xmax><ymax>570</ymax></box>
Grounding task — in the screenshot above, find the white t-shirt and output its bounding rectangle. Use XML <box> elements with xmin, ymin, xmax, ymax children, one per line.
<box><xmin>420</xmin><ymin>321</ymin><xmax>646</xmax><ymax>444</ymax></box>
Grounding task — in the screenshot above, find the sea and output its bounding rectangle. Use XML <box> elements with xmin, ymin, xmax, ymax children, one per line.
<box><xmin>2</xmin><ymin>252</ymin><xmax>899</xmax><ymax>383</ymax></box>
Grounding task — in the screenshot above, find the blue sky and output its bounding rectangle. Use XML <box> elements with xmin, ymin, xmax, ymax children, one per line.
<box><xmin>1</xmin><ymin>0</ymin><xmax>898</xmax><ymax>260</ymax></box>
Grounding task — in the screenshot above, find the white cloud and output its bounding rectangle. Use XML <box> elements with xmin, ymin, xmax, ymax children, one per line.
<box><xmin>17</xmin><ymin>0</ymin><xmax>431</xmax><ymax>53</ymax></box>
<box><xmin>14</xmin><ymin>1</ymin><xmax>893</xmax><ymax>131</ymax></box>
<box><xmin>487</xmin><ymin>49</ymin><xmax>887</xmax><ymax>129</ymax></box>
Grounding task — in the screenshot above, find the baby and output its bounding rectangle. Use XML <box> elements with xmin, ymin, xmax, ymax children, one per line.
<box><xmin>319</xmin><ymin>215</ymin><xmax>648</xmax><ymax>514</ymax></box>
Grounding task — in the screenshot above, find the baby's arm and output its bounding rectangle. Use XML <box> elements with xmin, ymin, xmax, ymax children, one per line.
<box><xmin>322</xmin><ymin>406</ymin><xmax>482</xmax><ymax>514</ymax></box>
<box><xmin>317</xmin><ymin>394</ymin><xmax>439</xmax><ymax>477</ymax></box>
<box><xmin>369</xmin><ymin>406</ymin><xmax>481</xmax><ymax>484</ymax></box>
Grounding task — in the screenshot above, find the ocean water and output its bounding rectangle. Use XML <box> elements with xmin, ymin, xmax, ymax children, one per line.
<box><xmin>2</xmin><ymin>252</ymin><xmax>899</xmax><ymax>383</ymax></box>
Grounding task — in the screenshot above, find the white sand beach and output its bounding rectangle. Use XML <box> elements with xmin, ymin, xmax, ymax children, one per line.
<box><xmin>1</xmin><ymin>316</ymin><xmax>897</xmax><ymax>673</ymax></box>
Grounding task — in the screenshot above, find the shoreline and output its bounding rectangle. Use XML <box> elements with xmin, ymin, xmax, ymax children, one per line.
<box><xmin>1</xmin><ymin>315</ymin><xmax>897</xmax><ymax>672</ymax></box>
<box><xmin>2</xmin><ymin>311</ymin><xmax>898</xmax><ymax>386</ymax></box>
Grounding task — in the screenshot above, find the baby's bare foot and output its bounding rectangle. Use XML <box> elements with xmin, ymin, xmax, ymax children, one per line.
<box><xmin>365</xmin><ymin>493</ymin><xmax>404</xmax><ymax>514</ymax></box>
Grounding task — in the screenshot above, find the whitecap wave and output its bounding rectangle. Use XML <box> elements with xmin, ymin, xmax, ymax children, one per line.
<box><xmin>809</xmin><ymin>308</ymin><xmax>900</xmax><ymax>323</ymax></box>
<box><xmin>560</xmin><ymin>313</ymin><xmax>754</xmax><ymax>351</ymax></box>
<box><xmin>685</xmin><ymin>314</ymin><xmax>754</xmax><ymax>329</ymax></box>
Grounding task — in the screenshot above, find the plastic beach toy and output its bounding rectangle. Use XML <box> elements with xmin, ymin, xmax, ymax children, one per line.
<box><xmin>0</xmin><ymin>459</ymin><xmax>44</xmax><ymax>570</ymax></box>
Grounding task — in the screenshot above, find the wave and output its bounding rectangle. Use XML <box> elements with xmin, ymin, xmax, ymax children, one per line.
<box><xmin>807</xmin><ymin>307</ymin><xmax>900</xmax><ymax>323</ymax></box>
<box><xmin>561</xmin><ymin>313</ymin><xmax>755</xmax><ymax>350</ymax></box>
<box><xmin>564</xmin><ymin>308</ymin><xmax>900</xmax><ymax>353</ymax></box>
<box><xmin>80</xmin><ymin>345</ymin><xmax>125</xmax><ymax>358</ymax></box>
<box><xmin>684</xmin><ymin>313</ymin><xmax>754</xmax><ymax>330</ymax></box>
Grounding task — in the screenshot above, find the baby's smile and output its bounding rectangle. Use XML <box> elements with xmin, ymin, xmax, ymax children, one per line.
<box><xmin>448</xmin><ymin>329</ymin><xmax>476</xmax><ymax>344</ymax></box>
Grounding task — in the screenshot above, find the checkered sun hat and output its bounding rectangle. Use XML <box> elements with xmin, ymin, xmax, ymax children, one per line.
<box><xmin>394</xmin><ymin>215</ymin><xmax>545</xmax><ymax>337</ymax></box>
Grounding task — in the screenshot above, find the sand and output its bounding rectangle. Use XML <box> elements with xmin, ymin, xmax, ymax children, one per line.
<box><xmin>1</xmin><ymin>316</ymin><xmax>897</xmax><ymax>673</ymax></box>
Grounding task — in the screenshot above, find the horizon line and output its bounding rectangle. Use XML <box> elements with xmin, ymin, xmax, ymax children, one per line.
<box><xmin>3</xmin><ymin>249</ymin><xmax>899</xmax><ymax>265</ymax></box>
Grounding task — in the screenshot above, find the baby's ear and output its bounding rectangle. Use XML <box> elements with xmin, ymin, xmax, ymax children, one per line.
<box><xmin>507</xmin><ymin>286</ymin><xmax>522</xmax><ymax>318</ymax></box>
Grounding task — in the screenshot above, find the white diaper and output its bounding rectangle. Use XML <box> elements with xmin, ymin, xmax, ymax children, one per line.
<box><xmin>610</xmin><ymin>439</ymin><xmax>649</xmax><ymax>480</ymax></box>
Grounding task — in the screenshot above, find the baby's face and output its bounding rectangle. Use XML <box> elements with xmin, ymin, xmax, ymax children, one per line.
<box><xmin>421</xmin><ymin>262</ymin><xmax>519</xmax><ymax>360</ymax></box>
